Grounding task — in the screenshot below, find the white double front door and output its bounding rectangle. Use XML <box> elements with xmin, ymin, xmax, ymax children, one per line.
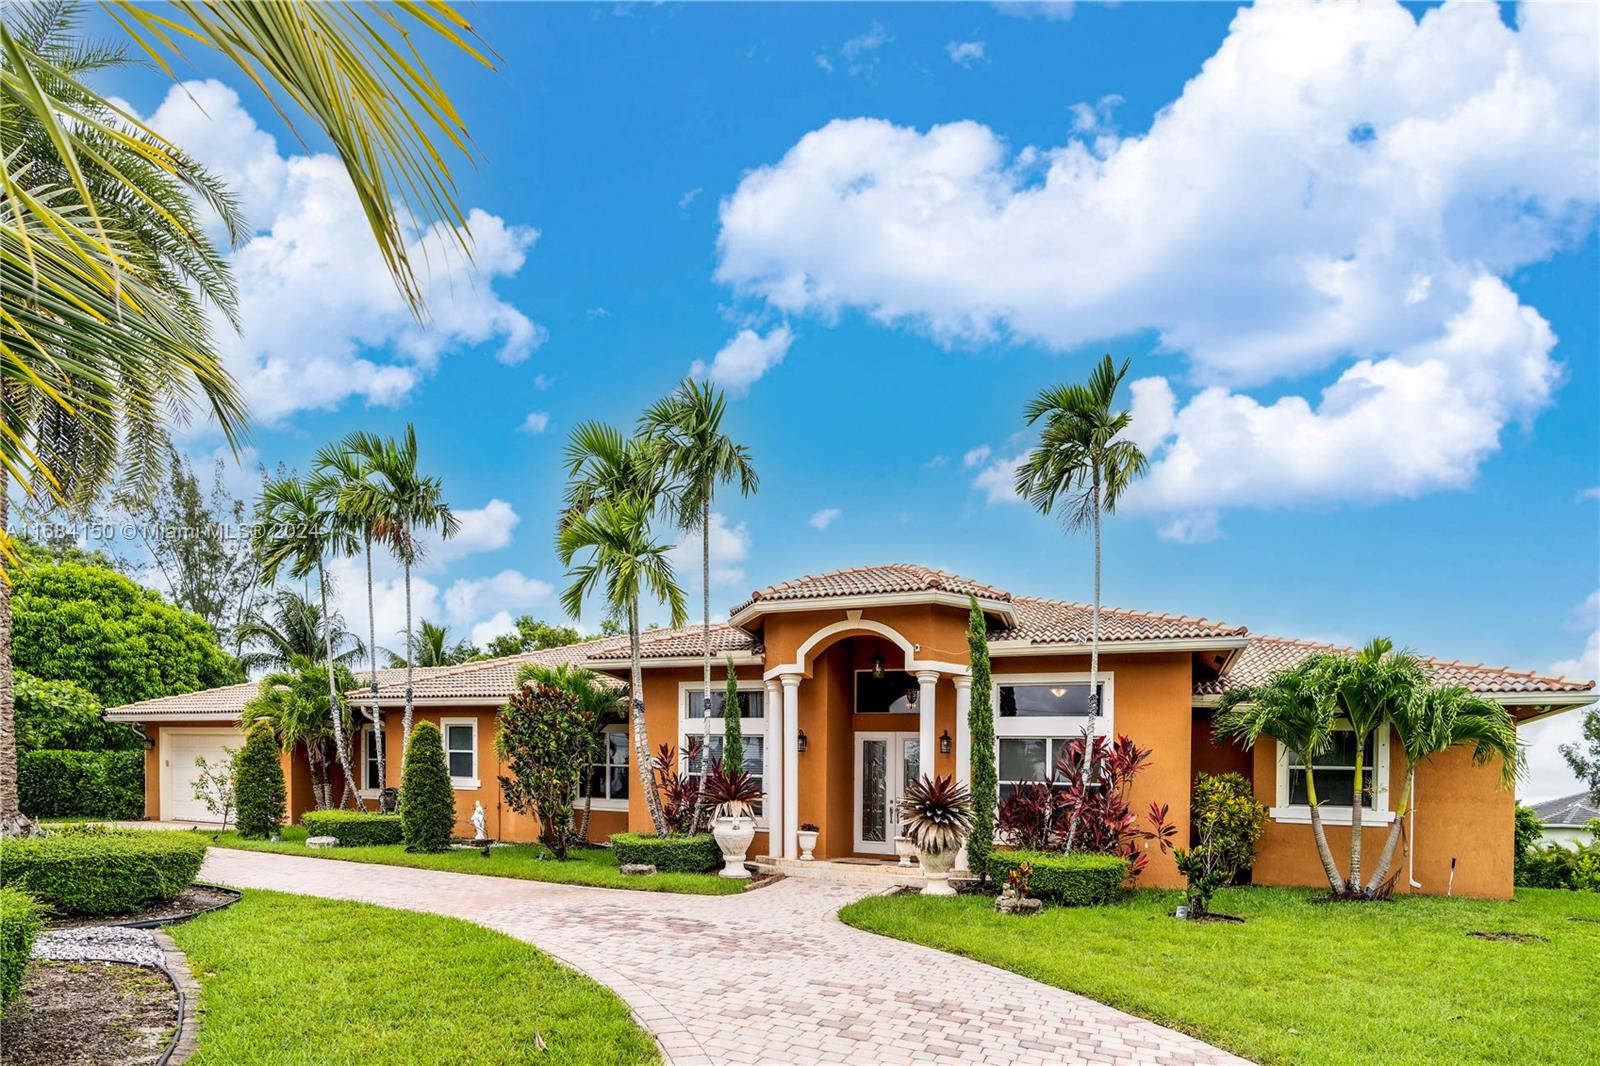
<box><xmin>853</xmin><ymin>731</ymin><xmax>921</xmax><ymax>855</ymax></box>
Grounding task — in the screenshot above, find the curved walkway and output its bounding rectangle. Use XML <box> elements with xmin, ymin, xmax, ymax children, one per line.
<box><xmin>200</xmin><ymin>849</ymin><xmax>1247</xmax><ymax>1066</ymax></box>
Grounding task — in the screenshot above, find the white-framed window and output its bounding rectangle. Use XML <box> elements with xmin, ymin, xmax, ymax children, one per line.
<box><xmin>578</xmin><ymin>724</ymin><xmax>630</xmax><ymax>811</ymax></box>
<box><xmin>440</xmin><ymin>718</ymin><xmax>479</xmax><ymax>789</ymax></box>
<box><xmin>997</xmin><ymin>737</ymin><xmax>1072</xmax><ymax>801</ymax></box>
<box><xmin>988</xmin><ymin>674</ymin><xmax>1114</xmax><ymax>800</ymax></box>
<box><xmin>678</xmin><ymin>681</ymin><xmax>768</xmax><ymax>823</ymax></box>
<box><xmin>1271</xmin><ymin>725</ymin><xmax>1393</xmax><ymax>825</ymax></box>
<box><xmin>357</xmin><ymin>726</ymin><xmax>385</xmax><ymax>797</ymax></box>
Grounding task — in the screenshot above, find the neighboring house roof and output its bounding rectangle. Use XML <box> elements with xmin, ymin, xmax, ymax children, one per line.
<box><xmin>104</xmin><ymin>666</ymin><xmax>445</xmax><ymax>722</ymax></box>
<box><xmin>729</xmin><ymin>563</ymin><xmax>1012</xmax><ymax>618</ymax></box>
<box><xmin>1194</xmin><ymin>635</ymin><xmax>1595</xmax><ymax>698</ymax></box>
<box><xmin>1529</xmin><ymin>792</ymin><xmax>1600</xmax><ymax>827</ymax></box>
<box><xmin>995</xmin><ymin>595</ymin><xmax>1248</xmax><ymax>646</ymax></box>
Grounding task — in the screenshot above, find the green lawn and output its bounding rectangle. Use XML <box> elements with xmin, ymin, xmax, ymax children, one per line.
<box><xmin>840</xmin><ymin>886</ymin><xmax>1600</xmax><ymax>1066</ymax></box>
<box><xmin>169</xmin><ymin>889</ymin><xmax>658</xmax><ymax>1065</ymax></box>
<box><xmin>208</xmin><ymin>826</ymin><xmax>744</xmax><ymax>895</ymax></box>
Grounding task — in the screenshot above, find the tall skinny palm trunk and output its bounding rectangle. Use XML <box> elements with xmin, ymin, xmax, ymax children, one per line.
<box><xmin>1349</xmin><ymin>742</ymin><xmax>1367</xmax><ymax>890</ymax></box>
<box><xmin>1305</xmin><ymin>766</ymin><xmax>1347</xmax><ymax>894</ymax></box>
<box><xmin>0</xmin><ymin>461</ymin><xmax>34</xmax><ymax>839</ymax></box>
<box><xmin>401</xmin><ymin>554</ymin><xmax>415</xmax><ymax>757</ymax></box>
<box><xmin>1365</xmin><ymin>765</ymin><xmax>1415</xmax><ymax>896</ymax></box>
<box><xmin>363</xmin><ymin>531</ymin><xmax>385</xmax><ymax>800</ymax></box>
<box><xmin>631</xmin><ymin>604</ymin><xmax>669</xmax><ymax>835</ymax></box>
<box><xmin>1064</xmin><ymin>470</ymin><xmax>1102</xmax><ymax>852</ymax></box>
<box><xmin>693</xmin><ymin>497</ymin><xmax>713</xmax><ymax>831</ymax></box>
<box><xmin>318</xmin><ymin>563</ymin><xmax>359</xmax><ymax>809</ymax></box>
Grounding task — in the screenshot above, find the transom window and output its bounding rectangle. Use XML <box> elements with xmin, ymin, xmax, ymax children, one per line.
<box><xmin>855</xmin><ymin>670</ymin><xmax>918</xmax><ymax>713</ymax></box>
<box><xmin>579</xmin><ymin>726</ymin><xmax>629</xmax><ymax>808</ymax></box>
<box><xmin>998</xmin><ymin>683</ymin><xmax>1103</xmax><ymax>718</ymax></box>
<box><xmin>684</xmin><ymin>689</ymin><xmax>764</xmax><ymax>719</ymax></box>
<box><xmin>1287</xmin><ymin>731</ymin><xmax>1377</xmax><ymax>809</ymax></box>
<box><xmin>441</xmin><ymin>719</ymin><xmax>478</xmax><ymax>787</ymax></box>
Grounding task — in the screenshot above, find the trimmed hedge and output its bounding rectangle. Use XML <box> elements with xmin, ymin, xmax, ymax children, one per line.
<box><xmin>0</xmin><ymin>886</ymin><xmax>44</xmax><ymax>1006</ymax></box>
<box><xmin>609</xmin><ymin>832</ymin><xmax>720</xmax><ymax>873</ymax></box>
<box><xmin>986</xmin><ymin>850</ymin><xmax>1129</xmax><ymax>906</ymax></box>
<box><xmin>0</xmin><ymin>830</ymin><xmax>208</xmax><ymax>916</ymax></box>
<box><xmin>234</xmin><ymin>723</ymin><xmax>286</xmax><ymax>838</ymax></box>
<box><xmin>400</xmin><ymin>722</ymin><xmax>455</xmax><ymax>853</ymax></box>
<box><xmin>300</xmin><ymin>812</ymin><xmax>404</xmax><ymax>847</ymax></box>
<box><xmin>17</xmin><ymin>749</ymin><xmax>143</xmax><ymax>819</ymax></box>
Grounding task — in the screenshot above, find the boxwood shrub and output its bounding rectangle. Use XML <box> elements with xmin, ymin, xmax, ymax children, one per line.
<box><xmin>17</xmin><ymin>749</ymin><xmax>143</xmax><ymax>819</ymax></box>
<box><xmin>399</xmin><ymin>721</ymin><xmax>456</xmax><ymax>853</ymax></box>
<box><xmin>300</xmin><ymin>811</ymin><xmax>404</xmax><ymax>847</ymax></box>
<box><xmin>0</xmin><ymin>830</ymin><xmax>208</xmax><ymax>916</ymax></box>
<box><xmin>234</xmin><ymin>722</ymin><xmax>286</xmax><ymax>839</ymax></box>
<box><xmin>609</xmin><ymin>832</ymin><xmax>720</xmax><ymax>873</ymax></box>
<box><xmin>986</xmin><ymin>849</ymin><xmax>1129</xmax><ymax>906</ymax></box>
<box><xmin>0</xmin><ymin>886</ymin><xmax>44</xmax><ymax>1006</ymax></box>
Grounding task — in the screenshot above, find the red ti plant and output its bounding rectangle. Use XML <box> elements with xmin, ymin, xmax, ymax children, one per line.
<box><xmin>996</xmin><ymin>782</ymin><xmax>1062</xmax><ymax>850</ymax></box>
<box><xmin>651</xmin><ymin>739</ymin><xmax>704</xmax><ymax>833</ymax></box>
<box><xmin>1050</xmin><ymin>732</ymin><xmax>1176</xmax><ymax>878</ymax></box>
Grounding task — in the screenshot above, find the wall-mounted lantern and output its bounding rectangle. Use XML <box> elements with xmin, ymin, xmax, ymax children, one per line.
<box><xmin>797</xmin><ymin>729</ymin><xmax>809</xmax><ymax>754</ymax></box>
<box><xmin>939</xmin><ymin>730</ymin><xmax>952</xmax><ymax>755</ymax></box>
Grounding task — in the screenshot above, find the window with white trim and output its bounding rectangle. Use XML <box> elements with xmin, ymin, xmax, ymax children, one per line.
<box><xmin>578</xmin><ymin>725</ymin><xmax>629</xmax><ymax>810</ymax></box>
<box><xmin>679</xmin><ymin>683</ymin><xmax>767</xmax><ymax>821</ymax></box>
<box><xmin>359</xmin><ymin>727</ymin><xmax>384</xmax><ymax>794</ymax></box>
<box><xmin>997</xmin><ymin>737</ymin><xmax>1071</xmax><ymax>801</ymax></box>
<box><xmin>990</xmin><ymin>674</ymin><xmax>1116</xmax><ymax>801</ymax></box>
<box><xmin>441</xmin><ymin>718</ymin><xmax>478</xmax><ymax>788</ymax></box>
<box><xmin>997</xmin><ymin>682</ymin><xmax>1103</xmax><ymax>718</ymax></box>
<box><xmin>1273</xmin><ymin>725</ymin><xmax>1391</xmax><ymax>824</ymax></box>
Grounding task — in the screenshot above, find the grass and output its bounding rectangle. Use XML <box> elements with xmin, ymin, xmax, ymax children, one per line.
<box><xmin>840</xmin><ymin>885</ymin><xmax>1600</xmax><ymax>1066</ymax></box>
<box><xmin>207</xmin><ymin>826</ymin><xmax>744</xmax><ymax>895</ymax></box>
<box><xmin>168</xmin><ymin>889</ymin><xmax>658</xmax><ymax>1065</ymax></box>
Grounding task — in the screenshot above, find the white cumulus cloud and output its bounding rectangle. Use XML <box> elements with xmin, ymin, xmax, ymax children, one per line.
<box><xmin>691</xmin><ymin>326</ymin><xmax>794</xmax><ymax>396</ymax></box>
<box><xmin>946</xmin><ymin>41</ymin><xmax>986</xmax><ymax>67</ymax></box>
<box><xmin>443</xmin><ymin>570</ymin><xmax>557</xmax><ymax>626</ymax></box>
<box><xmin>520</xmin><ymin>411</ymin><xmax>551</xmax><ymax>434</ymax></box>
<box><xmin>963</xmin><ymin>444</ymin><xmax>992</xmax><ymax>469</ymax></box>
<box><xmin>809</xmin><ymin>507</ymin><xmax>842</xmax><ymax>531</ymax></box>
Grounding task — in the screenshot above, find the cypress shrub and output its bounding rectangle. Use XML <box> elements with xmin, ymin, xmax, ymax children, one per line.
<box><xmin>0</xmin><ymin>830</ymin><xmax>207</xmax><ymax>915</ymax></box>
<box><xmin>609</xmin><ymin>832</ymin><xmax>720</xmax><ymax>873</ymax></box>
<box><xmin>966</xmin><ymin>596</ymin><xmax>998</xmax><ymax>881</ymax></box>
<box><xmin>722</xmin><ymin>657</ymin><xmax>743</xmax><ymax>775</ymax></box>
<box><xmin>986</xmin><ymin>849</ymin><xmax>1128</xmax><ymax>906</ymax></box>
<box><xmin>233</xmin><ymin>723</ymin><xmax>286</xmax><ymax>839</ymax></box>
<box><xmin>17</xmin><ymin>750</ymin><xmax>143</xmax><ymax>819</ymax></box>
<box><xmin>300</xmin><ymin>811</ymin><xmax>404</xmax><ymax>847</ymax></box>
<box><xmin>0</xmin><ymin>886</ymin><xmax>44</xmax><ymax>1005</ymax></box>
<box><xmin>399</xmin><ymin>721</ymin><xmax>456</xmax><ymax>852</ymax></box>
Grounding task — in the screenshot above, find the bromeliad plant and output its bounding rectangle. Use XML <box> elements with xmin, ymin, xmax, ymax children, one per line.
<box><xmin>701</xmin><ymin>761</ymin><xmax>761</xmax><ymax>820</ymax></box>
<box><xmin>901</xmin><ymin>774</ymin><xmax>975</xmax><ymax>856</ymax></box>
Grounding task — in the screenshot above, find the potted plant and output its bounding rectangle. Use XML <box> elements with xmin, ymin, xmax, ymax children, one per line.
<box><xmin>901</xmin><ymin>774</ymin><xmax>973</xmax><ymax>896</ymax></box>
<box><xmin>796</xmin><ymin>822</ymin><xmax>820</xmax><ymax>861</ymax></box>
<box><xmin>892</xmin><ymin>800</ymin><xmax>916</xmax><ymax>867</ymax></box>
<box><xmin>702</xmin><ymin>761</ymin><xmax>762</xmax><ymax>878</ymax></box>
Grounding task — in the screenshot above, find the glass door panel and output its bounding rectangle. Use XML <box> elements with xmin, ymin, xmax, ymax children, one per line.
<box><xmin>861</xmin><ymin>739</ymin><xmax>888</xmax><ymax>846</ymax></box>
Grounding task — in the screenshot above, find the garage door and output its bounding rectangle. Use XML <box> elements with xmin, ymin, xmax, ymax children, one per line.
<box><xmin>167</xmin><ymin>730</ymin><xmax>244</xmax><ymax>822</ymax></box>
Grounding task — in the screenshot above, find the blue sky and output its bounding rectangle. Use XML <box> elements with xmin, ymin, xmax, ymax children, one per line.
<box><xmin>91</xmin><ymin>2</ymin><xmax>1596</xmax><ymax>798</ymax></box>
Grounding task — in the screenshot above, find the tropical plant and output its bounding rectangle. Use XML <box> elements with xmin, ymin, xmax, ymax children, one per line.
<box><xmin>649</xmin><ymin>740</ymin><xmax>703</xmax><ymax>835</ymax></box>
<box><xmin>386</xmin><ymin>619</ymin><xmax>476</xmax><ymax>668</ymax></box>
<box><xmin>191</xmin><ymin>748</ymin><xmax>237</xmax><ymax>829</ymax></box>
<box><xmin>252</xmin><ymin>475</ymin><xmax>360</xmax><ymax>807</ymax></box>
<box><xmin>1014</xmin><ymin>355</ymin><xmax>1147</xmax><ymax>852</ymax></box>
<box><xmin>516</xmin><ymin>661</ymin><xmax>620</xmax><ymax>842</ymax></box>
<box><xmin>483</xmin><ymin>617</ymin><xmax>585</xmax><ymax>658</ymax></box>
<box><xmin>558</xmin><ymin>494</ymin><xmax>688</xmax><ymax>836</ymax></box>
<box><xmin>496</xmin><ymin>679</ymin><xmax>589</xmax><ymax>860</ymax></box>
<box><xmin>236</xmin><ymin>587</ymin><xmax>365</xmax><ymax>673</ymax></box>
<box><xmin>640</xmin><ymin>380</ymin><xmax>758</xmax><ymax>822</ymax></box>
<box><xmin>901</xmin><ymin>774</ymin><xmax>974</xmax><ymax>856</ymax></box>
<box><xmin>1050</xmin><ymin>734</ymin><xmax>1176</xmax><ymax>878</ymax></box>
<box><xmin>398</xmin><ymin>721</ymin><xmax>454</xmax><ymax>852</ymax></box>
<box><xmin>1561</xmin><ymin>707</ymin><xmax>1600</xmax><ymax>806</ymax></box>
<box><xmin>1514</xmin><ymin>804</ymin><xmax>1543</xmax><ymax>886</ymax></box>
<box><xmin>997</xmin><ymin>783</ymin><xmax>1059</xmax><ymax>851</ymax></box>
<box><xmin>701</xmin><ymin>761</ymin><xmax>761</xmax><ymax>820</ymax></box>
<box><xmin>233</xmin><ymin>721</ymin><xmax>286</xmax><ymax>839</ymax></box>
<box><xmin>966</xmin><ymin>596</ymin><xmax>998</xmax><ymax>879</ymax></box>
<box><xmin>1517</xmin><ymin>840</ymin><xmax>1600</xmax><ymax>892</ymax></box>
<box><xmin>240</xmin><ymin>656</ymin><xmax>355</xmax><ymax>812</ymax></box>
<box><xmin>13</xmin><ymin>671</ymin><xmax>135</xmax><ymax>753</ymax></box>
<box><xmin>1174</xmin><ymin>773</ymin><xmax>1267</xmax><ymax>915</ymax></box>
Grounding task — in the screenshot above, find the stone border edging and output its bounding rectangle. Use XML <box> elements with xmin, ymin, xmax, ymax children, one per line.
<box><xmin>149</xmin><ymin>930</ymin><xmax>200</xmax><ymax>1066</ymax></box>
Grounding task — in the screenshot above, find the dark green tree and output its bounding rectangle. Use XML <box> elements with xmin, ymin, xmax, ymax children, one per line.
<box><xmin>497</xmin><ymin>681</ymin><xmax>588</xmax><ymax>859</ymax></box>
<box><xmin>481</xmin><ymin>616</ymin><xmax>585</xmax><ymax>658</ymax></box>
<box><xmin>722</xmin><ymin>657</ymin><xmax>744</xmax><ymax>777</ymax></box>
<box><xmin>399</xmin><ymin>721</ymin><xmax>455</xmax><ymax>852</ymax></box>
<box><xmin>966</xmin><ymin>596</ymin><xmax>997</xmax><ymax>881</ymax></box>
<box><xmin>14</xmin><ymin>672</ymin><xmax>137</xmax><ymax>753</ymax></box>
<box><xmin>234</xmin><ymin>721</ymin><xmax>287</xmax><ymax>838</ymax></box>
<box><xmin>1561</xmin><ymin>707</ymin><xmax>1600</xmax><ymax>806</ymax></box>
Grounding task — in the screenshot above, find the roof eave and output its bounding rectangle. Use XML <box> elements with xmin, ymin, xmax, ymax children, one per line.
<box><xmin>728</xmin><ymin>591</ymin><xmax>1016</xmax><ymax>630</ymax></box>
<box><xmin>991</xmin><ymin>635</ymin><xmax>1250</xmax><ymax>657</ymax></box>
<box><xmin>585</xmin><ymin>653</ymin><xmax>767</xmax><ymax>672</ymax></box>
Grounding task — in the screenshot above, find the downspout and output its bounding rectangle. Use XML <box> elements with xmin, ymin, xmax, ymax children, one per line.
<box><xmin>1407</xmin><ymin>775</ymin><xmax>1421</xmax><ymax>890</ymax></box>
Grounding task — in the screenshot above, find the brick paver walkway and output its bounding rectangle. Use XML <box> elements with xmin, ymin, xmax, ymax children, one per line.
<box><xmin>201</xmin><ymin>849</ymin><xmax>1248</xmax><ymax>1066</ymax></box>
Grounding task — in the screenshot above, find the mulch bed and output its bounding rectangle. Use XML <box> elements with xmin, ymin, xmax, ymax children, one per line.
<box><xmin>1467</xmin><ymin>930</ymin><xmax>1546</xmax><ymax>943</ymax></box>
<box><xmin>0</xmin><ymin>960</ymin><xmax>175</xmax><ymax>1066</ymax></box>
<box><xmin>1186</xmin><ymin>912</ymin><xmax>1247</xmax><ymax>923</ymax></box>
<box><xmin>47</xmin><ymin>885</ymin><xmax>239</xmax><ymax>931</ymax></box>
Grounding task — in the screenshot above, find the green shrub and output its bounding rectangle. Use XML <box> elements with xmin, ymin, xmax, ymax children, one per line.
<box><xmin>1518</xmin><ymin>841</ymin><xmax>1600</xmax><ymax>892</ymax></box>
<box><xmin>233</xmin><ymin>723</ymin><xmax>287</xmax><ymax>839</ymax></box>
<box><xmin>14</xmin><ymin>671</ymin><xmax>138</xmax><ymax>753</ymax></box>
<box><xmin>0</xmin><ymin>886</ymin><xmax>44</xmax><ymax>1006</ymax></box>
<box><xmin>0</xmin><ymin>831</ymin><xmax>207</xmax><ymax>916</ymax></box>
<box><xmin>399</xmin><ymin>722</ymin><xmax>456</xmax><ymax>853</ymax></box>
<box><xmin>300</xmin><ymin>812</ymin><xmax>404</xmax><ymax>847</ymax></box>
<box><xmin>17</xmin><ymin>749</ymin><xmax>144</xmax><ymax>819</ymax></box>
<box><xmin>1177</xmin><ymin>772</ymin><xmax>1269</xmax><ymax>914</ymax></box>
<box><xmin>609</xmin><ymin>832</ymin><xmax>720</xmax><ymax>873</ymax></box>
<box><xmin>986</xmin><ymin>850</ymin><xmax>1129</xmax><ymax>905</ymax></box>
<box><xmin>1513</xmin><ymin>804</ymin><xmax>1543</xmax><ymax>885</ymax></box>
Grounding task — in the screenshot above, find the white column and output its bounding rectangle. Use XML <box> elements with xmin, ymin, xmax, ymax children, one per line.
<box><xmin>764</xmin><ymin>678</ymin><xmax>783</xmax><ymax>860</ymax></box>
<box><xmin>781</xmin><ymin>673</ymin><xmax>802</xmax><ymax>860</ymax></box>
<box><xmin>916</xmin><ymin>670</ymin><xmax>939</xmax><ymax>785</ymax></box>
<box><xmin>953</xmin><ymin>676</ymin><xmax>973</xmax><ymax>873</ymax></box>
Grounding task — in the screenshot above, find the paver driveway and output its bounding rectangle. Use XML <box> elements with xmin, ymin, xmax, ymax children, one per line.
<box><xmin>200</xmin><ymin>849</ymin><xmax>1247</xmax><ymax>1066</ymax></box>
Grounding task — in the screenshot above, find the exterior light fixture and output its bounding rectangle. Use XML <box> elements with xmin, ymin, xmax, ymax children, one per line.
<box><xmin>797</xmin><ymin>729</ymin><xmax>808</xmax><ymax>753</ymax></box>
<box><xmin>904</xmin><ymin>686</ymin><xmax>919</xmax><ymax>710</ymax></box>
<box><xmin>871</xmin><ymin>652</ymin><xmax>886</xmax><ymax>679</ymax></box>
<box><xmin>939</xmin><ymin>730</ymin><xmax>952</xmax><ymax>755</ymax></box>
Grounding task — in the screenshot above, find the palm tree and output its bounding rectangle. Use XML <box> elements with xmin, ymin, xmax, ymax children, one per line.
<box><xmin>561</xmin><ymin>421</ymin><xmax>671</xmax><ymax>524</ymax></box>
<box><xmin>1014</xmin><ymin>355</ymin><xmax>1148</xmax><ymax>851</ymax></box>
<box><xmin>1362</xmin><ymin>684</ymin><xmax>1519</xmax><ymax>896</ymax></box>
<box><xmin>361</xmin><ymin>426</ymin><xmax>457</xmax><ymax>758</ymax></box>
<box><xmin>386</xmin><ymin>620</ymin><xmax>476</xmax><ymax>668</ymax></box>
<box><xmin>1215</xmin><ymin>659</ymin><xmax>1346</xmax><ymax>894</ymax></box>
<box><xmin>517</xmin><ymin>662</ymin><xmax>626</xmax><ymax>841</ymax></box>
<box><xmin>236</xmin><ymin>587</ymin><xmax>365</xmax><ymax>674</ymax></box>
<box><xmin>640</xmin><ymin>380</ymin><xmax>758</xmax><ymax>821</ymax></box>
<box><xmin>253</xmin><ymin>475</ymin><xmax>360</xmax><ymax>808</ymax></box>
<box><xmin>558</xmin><ymin>496</ymin><xmax>687</xmax><ymax>837</ymax></box>
<box><xmin>241</xmin><ymin>656</ymin><xmax>357</xmax><ymax>811</ymax></box>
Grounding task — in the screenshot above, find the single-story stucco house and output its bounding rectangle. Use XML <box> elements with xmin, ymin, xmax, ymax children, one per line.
<box><xmin>106</xmin><ymin>563</ymin><xmax>1596</xmax><ymax>899</ymax></box>
<box><xmin>1528</xmin><ymin>792</ymin><xmax>1600</xmax><ymax>849</ymax></box>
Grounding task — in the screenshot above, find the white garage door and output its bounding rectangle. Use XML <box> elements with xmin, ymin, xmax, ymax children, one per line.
<box><xmin>167</xmin><ymin>730</ymin><xmax>244</xmax><ymax>822</ymax></box>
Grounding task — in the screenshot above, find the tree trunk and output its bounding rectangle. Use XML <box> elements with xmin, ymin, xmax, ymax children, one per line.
<box><xmin>1365</xmin><ymin>765</ymin><xmax>1414</xmax><ymax>896</ymax></box>
<box><xmin>402</xmin><ymin>553</ymin><xmax>415</xmax><ymax>759</ymax></box>
<box><xmin>364</xmin><ymin>532</ymin><xmax>384</xmax><ymax>797</ymax></box>
<box><xmin>1064</xmin><ymin>469</ymin><xmax>1101</xmax><ymax>853</ymax></box>
<box><xmin>1349</xmin><ymin>740</ymin><xmax>1366</xmax><ymax>889</ymax></box>
<box><xmin>631</xmin><ymin>602</ymin><xmax>669</xmax><ymax>836</ymax></box>
<box><xmin>319</xmin><ymin>562</ymin><xmax>359</xmax><ymax>809</ymax></box>
<box><xmin>1305</xmin><ymin>766</ymin><xmax>1347</xmax><ymax>894</ymax></box>
<box><xmin>579</xmin><ymin>788</ymin><xmax>593</xmax><ymax>843</ymax></box>
<box><xmin>692</xmin><ymin>496</ymin><xmax>712</xmax><ymax>832</ymax></box>
<box><xmin>0</xmin><ymin>458</ymin><xmax>36</xmax><ymax>838</ymax></box>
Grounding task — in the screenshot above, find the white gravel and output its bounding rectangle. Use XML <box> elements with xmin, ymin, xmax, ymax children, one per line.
<box><xmin>32</xmin><ymin>926</ymin><xmax>165</xmax><ymax>969</ymax></box>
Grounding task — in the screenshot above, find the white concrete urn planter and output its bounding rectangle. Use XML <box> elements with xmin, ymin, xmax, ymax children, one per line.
<box><xmin>796</xmin><ymin>828</ymin><xmax>819</xmax><ymax>861</ymax></box>
<box><xmin>712</xmin><ymin>814</ymin><xmax>755</xmax><ymax>879</ymax></box>
<box><xmin>894</xmin><ymin>835</ymin><xmax>917</xmax><ymax>868</ymax></box>
<box><xmin>917</xmin><ymin>846</ymin><xmax>959</xmax><ymax>896</ymax></box>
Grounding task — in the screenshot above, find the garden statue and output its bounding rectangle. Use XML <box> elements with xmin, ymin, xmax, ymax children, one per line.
<box><xmin>471</xmin><ymin>801</ymin><xmax>488</xmax><ymax>844</ymax></box>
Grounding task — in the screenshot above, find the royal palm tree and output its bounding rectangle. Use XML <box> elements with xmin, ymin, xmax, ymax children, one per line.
<box><xmin>236</xmin><ymin>587</ymin><xmax>365</xmax><ymax>674</ymax></box>
<box><xmin>640</xmin><ymin>380</ymin><xmax>757</xmax><ymax>819</ymax></box>
<box><xmin>558</xmin><ymin>496</ymin><xmax>687</xmax><ymax>837</ymax></box>
<box><xmin>253</xmin><ymin>475</ymin><xmax>360</xmax><ymax>808</ymax></box>
<box><xmin>241</xmin><ymin>656</ymin><xmax>357</xmax><ymax>811</ymax></box>
<box><xmin>1215</xmin><ymin>658</ymin><xmax>1346</xmax><ymax>894</ymax></box>
<box><xmin>386</xmin><ymin>619</ymin><xmax>475</xmax><ymax>668</ymax></box>
<box><xmin>1015</xmin><ymin>355</ymin><xmax>1148</xmax><ymax>851</ymax></box>
<box><xmin>1362</xmin><ymin>684</ymin><xmax>1519</xmax><ymax>896</ymax></box>
<box><xmin>518</xmin><ymin>661</ymin><xmax>625</xmax><ymax>841</ymax></box>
